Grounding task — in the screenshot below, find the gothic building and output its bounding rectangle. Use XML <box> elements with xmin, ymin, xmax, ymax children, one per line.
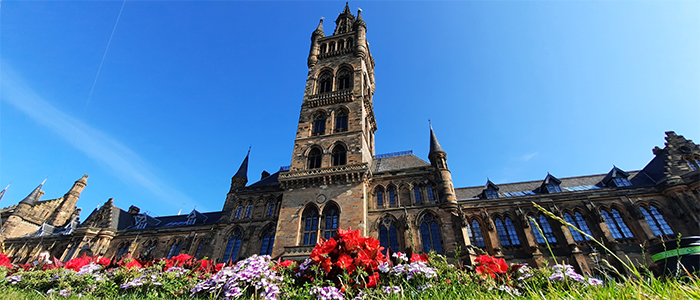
<box><xmin>1</xmin><ymin>4</ymin><xmax>699</xmax><ymax>275</ymax></box>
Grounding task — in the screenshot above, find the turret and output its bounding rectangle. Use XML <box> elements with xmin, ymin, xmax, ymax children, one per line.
<box><xmin>229</xmin><ymin>151</ymin><xmax>250</xmax><ymax>192</ymax></box>
<box><xmin>308</xmin><ymin>18</ymin><xmax>325</xmax><ymax>67</ymax></box>
<box><xmin>334</xmin><ymin>2</ymin><xmax>355</xmax><ymax>35</ymax></box>
<box><xmin>49</xmin><ymin>175</ymin><xmax>88</xmax><ymax>227</ymax></box>
<box><xmin>428</xmin><ymin>125</ymin><xmax>457</xmax><ymax>208</ymax></box>
<box><xmin>354</xmin><ymin>8</ymin><xmax>368</xmax><ymax>58</ymax></box>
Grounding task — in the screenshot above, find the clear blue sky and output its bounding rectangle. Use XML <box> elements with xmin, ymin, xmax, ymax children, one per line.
<box><xmin>1</xmin><ymin>1</ymin><xmax>698</xmax><ymax>218</ymax></box>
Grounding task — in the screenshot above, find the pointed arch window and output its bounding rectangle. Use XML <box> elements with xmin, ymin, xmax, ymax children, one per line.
<box><xmin>335</xmin><ymin>110</ymin><xmax>348</xmax><ymax>132</ymax></box>
<box><xmin>235</xmin><ymin>205</ymin><xmax>243</xmax><ymax>219</ymax></box>
<box><xmin>427</xmin><ymin>185</ymin><xmax>435</xmax><ymax>202</ymax></box>
<box><xmin>601</xmin><ymin>209</ymin><xmax>634</xmax><ymax>240</ymax></box>
<box><xmin>337</xmin><ymin>69</ymin><xmax>353</xmax><ymax>90</ymax></box>
<box><xmin>387</xmin><ymin>187</ymin><xmax>396</xmax><ymax>206</ymax></box>
<box><xmin>563</xmin><ymin>212</ymin><xmax>593</xmax><ymax>241</ymax></box>
<box><xmin>414</xmin><ymin>186</ymin><xmax>422</xmax><ymax>204</ymax></box>
<box><xmin>322</xmin><ymin>204</ymin><xmax>340</xmax><ymax>240</ymax></box>
<box><xmin>302</xmin><ymin>207</ymin><xmax>319</xmax><ymax>246</ymax></box>
<box><xmin>267</xmin><ymin>200</ymin><xmax>275</xmax><ymax>217</ymax></box>
<box><xmin>468</xmin><ymin>220</ymin><xmax>486</xmax><ymax>248</ymax></box>
<box><xmin>142</xmin><ymin>240</ymin><xmax>158</xmax><ymax>259</ymax></box>
<box><xmin>332</xmin><ymin>144</ymin><xmax>347</xmax><ymax>166</ymax></box>
<box><xmin>245</xmin><ymin>203</ymin><xmax>253</xmax><ymax>218</ymax></box>
<box><xmin>116</xmin><ymin>243</ymin><xmax>131</xmax><ymax>259</ymax></box>
<box><xmin>530</xmin><ymin>215</ymin><xmax>557</xmax><ymax>244</ymax></box>
<box><xmin>167</xmin><ymin>240</ymin><xmax>182</xmax><ymax>259</ymax></box>
<box><xmin>318</xmin><ymin>72</ymin><xmax>332</xmax><ymax>93</ymax></box>
<box><xmin>419</xmin><ymin>214</ymin><xmax>443</xmax><ymax>253</ymax></box>
<box><xmin>495</xmin><ymin>217</ymin><xmax>521</xmax><ymax>246</ymax></box>
<box><xmin>376</xmin><ymin>189</ymin><xmax>384</xmax><ymax>207</ymax></box>
<box><xmin>313</xmin><ymin>114</ymin><xmax>327</xmax><ymax>136</ymax></box>
<box><xmin>379</xmin><ymin>218</ymin><xmax>399</xmax><ymax>255</ymax></box>
<box><xmin>308</xmin><ymin>148</ymin><xmax>322</xmax><ymax>169</ymax></box>
<box><xmin>194</xmin><ymin>240</ymin><xmax>204</xmax><ymax>259</ymax></box>
<box><xmin>260</xmin><ymin>227</ymin><xmax>275</xmax><ymax>256</ymax></box>
<box><xmin>640</xmin><ymin>206</ymin><xmax>673</xmax><ymax>236</ymax></box>
<box><xmin>223</xmin><ymin>229</ymin><xmax>243</xmax><ymax>263</ymax></box>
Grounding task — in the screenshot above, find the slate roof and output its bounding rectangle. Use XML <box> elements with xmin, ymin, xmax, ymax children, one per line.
<box><xmin>372</xmin><ymin>154</ymin><xmax>431</xmax><ymax>173</ymax></box>
<box><xmin>455</xmin><ymin>171</ymin><xmax>645</xmax><ymax>200</ymax></box>
<box><xmin>248</xmin><ymin>171</ymin><xmax>281</xmax><ymax>188</ymax></box>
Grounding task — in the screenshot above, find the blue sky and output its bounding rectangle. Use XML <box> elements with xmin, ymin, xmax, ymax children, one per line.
<box><xmin>1</xmin><ymin>1</ymin><xmax>698</xmax><ymax>218</ymax></box>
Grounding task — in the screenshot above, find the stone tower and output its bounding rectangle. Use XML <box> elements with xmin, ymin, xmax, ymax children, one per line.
<box><xmin>275</xmin><ymin>3</ymin><xmax>377</xmax><ymax>259</ymax></box>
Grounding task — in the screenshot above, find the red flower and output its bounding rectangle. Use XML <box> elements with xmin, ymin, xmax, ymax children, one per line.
<box><xmin>367</xmin><ymin>272</ymin><xmax>380</xmax><ymax>288</ymax></box>
<box><xmin>410</xmin><ymin>253</ymin><xmax>429</xmax><ymax>263</ymax></box>
<box><xmin>65</xmin><ymin>255</ymin><xmax>90</xmax><ymax>272</ymax></box>
<box><xmin>125</xmin><ymin>259</ymin><xmax>143</xmax><ymax>269</ymax></box>
<box><xmin>97</xmin><ymin>257</ymin><xmax>111</xmax><ymax>266</ymax></box>
<box><xmin>445</xmin><ymin>279</ymin><xmax>451</xmax><ymax>283</ymax></box>
<box><xmin>215</xmin><ymin>263</ymin><xmax>225</xmax><ymax>271</ymax></box>
<box><xmin>0</xmin><ymin>253</ymin><xmax>12</xmax><ymax>268</ymax></box>
<box><xmin>474</xmin><ymin>255</ymin><xmax>508</xmax><ymax>280</ymax></box>
<box><xmin>279</xmin><ymin>260</ymin><xmax>295</xmax><ymax>268</ymax></box>
<box><xmin>336</xmin><ymin>254</ymin><xmax>356</xmax><ymax>274</ymax></box>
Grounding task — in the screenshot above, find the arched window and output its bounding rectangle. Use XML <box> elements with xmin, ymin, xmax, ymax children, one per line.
<box><xmin>245</xmin><ymin>203</ymin><xmax>253</xmax><ymax>218</ymax></box>
<box><xmin>167</xmin><ymin>240</ymin><xmax>182</xmax><ymax>259</ymax></box>
<box><xmin>322</xmin><ymin>203</ymin><xmax>340</xmax><ymax>240</ymax></box>
<box><xmin>308</xmin><ymin>148</ymin><xmax>322</xmax><ymax>169</ymax></box>
<box><xmin>420</xmin><ymin>214</ymin><xmax>443</xmax><ymax>253</ymax></box>
<box><xmin>468</xmin><ymin>220</ymin><xmax>486</xmax><ymax>248</ymax></box>
<box><xmin>260</xmin><ymin>227</ymin><xmax>275</xmax><ymax>256</ymax></box>
<box><xmin>495</xmin><ymin>217</ymin><xmax>521</xmax><ymax>246</ymax></box>
<box><xmin>318</xmin><ymin>72</ymin><xmax>332</xmax><ymax>93</ymax></box>
<box><xmin>320</xmin><ymin>44</ymin><xmax>327</xmax><ymax>54</ymax></box>
<box><xmin>335</xmin><ymin>110</ymin><xmax>348</xmax><ymax>132</ymax></box>
<box><xmin>234</xmin><ymin>204</ymin><xmax>243</xmax><ymax>219</ymax></box>
<box><xmin>399</xmin><ymin>186</ymin><xmax>411</xmax><ymax>207</ymax></box>
<box><xmin>530</xmin><ymin>215</ymin><xmax>557</xmax><ymax>244</ymax></box>
<box><xmin>141</xmin><ymin>240</ymin><xmax>158</xmax><ymax>260</ymax></box>
<box><xmin>414</xmin><ymin>186</ymin><xmax>422</xmax><ymax>204</ymax></box>
<box><xmin>640</xmin><ymin>206</ymin><xmax>674</xmax><ymax>236</ymax></box>
<box><xmin>116</xmin><ymin>242</ymin><xmax>130</xmax><ymax>259</ymax></box>
<box><xmin>427</xmin><ymin>185</ymin><xmax>435</xmax><ymax>202</ymax></box>
<box><xmin>376</xmin><ymin>188</ymin><xmax>384</xmax><ymax>207</ymax></box>
<box><xmin>331</xmin><ymin>144</ymin><xmax>347</xmax><ymax>166</ymax></box>
<box><xmin>194</xmin><ymin>240</ymin><xmax>204</xmax><ymax>259</ymax></box>
<box><xmin>337</xmin><ymin>69</ymin><xmax>353</xmax><ymax>90</ymax></box>
<box><xmin>266</xmin><ymin>200</ymin><xmax>275</xmax><ymax>216</ymax></box>
<box><xmin>379</xmin><ymin>218</ymin><xmax>399</xmax><ymax>255</ymax></box>
<box><xmin>601</xmin><ymin>209</ymin><xmax>634</xmax><ymax>240</ymax></box>
<box><xmin>329</xmin><ymin>41</ymin><xmax>336</xmax><ymax>52</ymax></box>
<box><xmin>338</xmin><ymin>40</ymin><xmax>345</xmax><ymax>50</ymax></box>
<box><xmin>346</xmin><ymin>38</ymin><xmax>353</xmax><ymax>48</ymax></box>
<box><xmin>223</xmin><ymin>229</ymin><xmax>243</xmax><ymax>263</ymax></box>
<box><xmin>302</xmin><ymin>207</ymin><xmax>319</xmax><ymax>246</ymax></box>
<box><xmin>387</xmin><ymin>187</ymin><xmax>396</xmax><ymax>206</ymax></box>
<box><xmin>312</xmin><ymin>113</ymin><xmax>326</xmax><ymax>136</ymax></box>
<box><xmin>564</xmin><ymin>212</ymin><xmax>593</xmax><ymax>241</ymax></box>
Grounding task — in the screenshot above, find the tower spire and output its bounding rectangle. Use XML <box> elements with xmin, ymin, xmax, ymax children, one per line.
<box><xmin>334</xmin><ymin>2</ymin><xmax>356</xmax><ymax>35</ymax></box>
<box><xmin>0</xmin><ymin>183</ymin><xmax>9</xmax><ymax>203</ymax></box>
<box><xmin>230</xmin><ymin>149</ymin><xmax>250</xmax><ymax>192</ymax></box>
<box><xmin>20</xmin><ymin>179</ymin><xmax>46</xmax><ymax>206</ymax></box>
<box><xmin>429</xmin><ymin>123</ymin><xmax>445</xmax><ymax>156</ymax></box>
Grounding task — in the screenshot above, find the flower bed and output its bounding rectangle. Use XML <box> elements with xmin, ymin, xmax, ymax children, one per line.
<box><xmin>0</xmin><ymin>229</ymin><xmax>696</xmax><ymax>299</ymax></box>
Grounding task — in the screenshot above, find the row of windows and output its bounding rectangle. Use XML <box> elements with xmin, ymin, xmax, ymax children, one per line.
<box><xmin>318</xmin><ymin>38</ymin><xmax>353</xmax><ymax>55</ymax></box>
<box><xmin>317</xmin><ymin>68</ymin><xmax>353</xmax><ymax>94</ymax></box>
<box><xmin>465</xmin><ymin>206</ymin><xmax>673</xmax><ymax>249</ymax></box>
<box><xmin>312</xmin><ymin>109</ymin><xmax>348</xmax><ymax>136</ymax></box>
<box><xmin>307</xmin><ymin>144</ymin><xmax>347</xmax><ymax>169</ymax></box>
<box><xmin>374</xmin><ymin>185</ymin><xmax>436</xmax><ymax>208</ymax></box>
<box><xmin>301</xmin><ymin>203</ymin><xmax>340</xmax><ymax>246</ymax></box>
<box><xmin>222</xmin><ymin>226</ymin><xmax>277</xmax><ymax>262</ymax></box>
<box><xmin>233</xmin><ymin>200</ymin><xmax>277</xmax><ymax>219</ymax></box>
